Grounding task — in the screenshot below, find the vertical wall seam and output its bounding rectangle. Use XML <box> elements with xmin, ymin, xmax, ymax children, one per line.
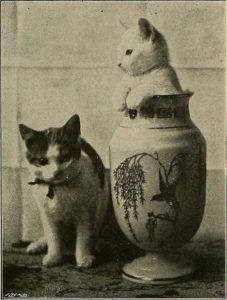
<box><xmin>15</xmin><ymin>1</ymin><xmax>23</xmax><ymax>242</ymax></box>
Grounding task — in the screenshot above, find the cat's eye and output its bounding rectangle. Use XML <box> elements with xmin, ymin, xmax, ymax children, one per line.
<box><xmin>59</xmin><ymin>154</ymin><xmax>71</xmax><ymax>164</ymax></box>
<box><xmin>38</xmin><ymin>157</ymin><xmax>48</xmax><ymax>166</ymax></box>
<box><xmin>125</xmin><ymin>49</ymin><xmax>133</xmax><ymax>56</ymax></box>
<box><xmin>26</xmin><ymin>138</ymin><xmax>34</xmax><ymax>148</ymax></box>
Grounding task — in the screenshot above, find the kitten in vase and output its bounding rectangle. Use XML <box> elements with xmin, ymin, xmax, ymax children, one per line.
<box><xmin>19</xmin><ymin>114</ymin><xmax>110</xmax><ymax>267</ymax></box>
<box><xmin>112</xmin><ymin>18</ymin><xmax>183</xmax><ymax>112</ymax></box>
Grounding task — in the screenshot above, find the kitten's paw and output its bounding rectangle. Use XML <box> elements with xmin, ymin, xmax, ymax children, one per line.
<box><xmin>26</xmin><ymin>240</ymin><xmax>47</xmax><ymax>254</ymax></box>
<box><xmin>42</xmin><ymin>254</ymin><xmax>62</xmax><ymax>267</ymax></box>
<box><xmin>77</xmin><ymin>254</ymin><xmax>95</xmax><ymax>268</ymax></box>
<box><xmin>126</xmin><ymin>92</ymin><xmax>143</xmax><ymax>110</ymax></box>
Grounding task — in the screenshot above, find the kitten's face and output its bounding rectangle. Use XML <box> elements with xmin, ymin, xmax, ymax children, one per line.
<box><xmin>117</xmin><ymin>18</ymin><xmax>168</xmax><ymax>76</ymax></box>
<box><xmin>19</xmin><ymin>115</ymin><xmax>81</xmax><ymax>184</ymax></box>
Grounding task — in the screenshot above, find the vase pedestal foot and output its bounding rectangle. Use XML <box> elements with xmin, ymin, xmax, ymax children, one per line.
<box><xmin>122</xmin><ymin>252</ymin><xmax>196</xmax><ymax>285</ymax></box>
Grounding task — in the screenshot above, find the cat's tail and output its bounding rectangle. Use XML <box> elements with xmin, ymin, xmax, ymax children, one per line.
<box><xmin>80</xmin><ymin>138</ymin><xmax>105</xmax><ymax>189</ymax></box>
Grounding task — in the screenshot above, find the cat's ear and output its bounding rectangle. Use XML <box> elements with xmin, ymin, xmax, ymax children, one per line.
<box><xmin>64</xmin><ymin>114</ymin><xmax>81</xmax><ymax>137</ymax></box>
<box><xmin>19</xmin><ymin>124</ymin><xmax>35</xmax><ymax>140</ymax></box>
<box><xmin>138</xmin><ymin>18</ymin><xmax>155</xmax><ymax>40</ymax></box>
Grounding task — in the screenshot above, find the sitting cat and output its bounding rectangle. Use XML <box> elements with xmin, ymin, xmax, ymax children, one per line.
<box><xmin>19</xmin><ymin>114</ymin><xmax>110</xmax><ymax>267</ymax></box>
<box><xmin>112</xmin><ymin>18</ymin><xmax>183</xmax><ymax>112</ymax></box>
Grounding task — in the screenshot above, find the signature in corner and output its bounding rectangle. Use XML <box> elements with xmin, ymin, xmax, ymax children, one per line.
<box><xmin>4</xmin><ymin>293</ymin><xmax>28</xmax><ymax>298</ymax></box>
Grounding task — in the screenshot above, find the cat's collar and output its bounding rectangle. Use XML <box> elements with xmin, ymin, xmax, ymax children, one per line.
<box><xmin>28</xmin><ymin>176</ymin><xmax>74</xmax><ymax>199</ymax></box>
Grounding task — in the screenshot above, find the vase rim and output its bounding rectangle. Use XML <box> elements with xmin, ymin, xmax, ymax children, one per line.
<box><xmin>150</xmin><ymin>91</ymin><xmax>194</xmax><ymax>100</ymax></box>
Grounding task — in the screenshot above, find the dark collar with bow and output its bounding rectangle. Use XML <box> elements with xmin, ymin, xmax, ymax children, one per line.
<box><xmin>28</xmin><ymin>176</ymin><xmax>75</xmax><ymax>199</ymax></box>
<box><xmin>28</xmin><ymin>169</ymin><xmax>81</xmax><ymax>199</ymax></box>
<box><xmin>28</xmin><ymin>179</ymin><xmax>55</xmax><ymax>199</ymax></box>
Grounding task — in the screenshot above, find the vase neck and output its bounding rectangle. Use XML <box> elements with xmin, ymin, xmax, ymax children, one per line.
<box><xmin>121</xmin><ymin>93</ymin><xmax>193</xmax><ymax>129</ymax></box>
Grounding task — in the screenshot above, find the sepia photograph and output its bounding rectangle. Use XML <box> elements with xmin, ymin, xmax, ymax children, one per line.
<box><xmin>1</xmin><ymin>0</ymin><xmax>226</xmax><ymax>298</ymax></box>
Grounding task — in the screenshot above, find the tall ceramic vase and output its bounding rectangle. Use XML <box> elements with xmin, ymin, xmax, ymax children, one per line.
<box><xmin>109</xmin><ymin>93</ymin><xmax>206</xmax><ymax>284</ymax></box>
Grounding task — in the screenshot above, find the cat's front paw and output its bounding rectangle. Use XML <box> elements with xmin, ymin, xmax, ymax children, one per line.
<box><xmin>42</xmin><ymin>254</ymin><xmax>62</xmax><ymax>267</ymax></box>
<box><xmin>26</xmin><ymin>240</ymin><xmax>47</xmax><ymax>254</ymax></box>
<box><xmin>126</xmin><ymin>94</ymin><xmax>141</xmax><ymax>110</ymax></box>
<box><xmin>77</xmin><ymin>254</ymin><xmax>95</xmax><ymax>268</ymax></box>
<box><xmin>112</xmin><ymin>86</ymin><xmax>131</xmax><ymax>112</ymax></box>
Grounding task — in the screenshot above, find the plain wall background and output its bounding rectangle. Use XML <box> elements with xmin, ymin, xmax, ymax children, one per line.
<box><xmin>2</xmin><ymin>1</ymin><xmax>225</xmax><ymax>248</ymax></box>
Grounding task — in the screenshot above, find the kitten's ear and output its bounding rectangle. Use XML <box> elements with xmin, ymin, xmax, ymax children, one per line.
<box><xmin>19</xmin><ymin>124</ymin><xmax>35</xmax><ymax>140</ymax></box>
<box><xmin>138</xmin><ymin>18</ymin><xmax>155</xmax><ymax>40</ymax></box>
<box><xmin>64</xmin><ymin>114</ymin><xmax>81</xmax><ymax>137</ymax></box>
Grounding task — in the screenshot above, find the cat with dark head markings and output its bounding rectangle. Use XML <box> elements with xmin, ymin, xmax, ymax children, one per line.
<box><xmin>19</xmin><ymin>114</ymin><xmax>110</xmax><ymax>267</ymax></box>
<box><xmin>112</xmin><ymin>18</ymin><xmax>183</xmax><ymax>112</ymax></box>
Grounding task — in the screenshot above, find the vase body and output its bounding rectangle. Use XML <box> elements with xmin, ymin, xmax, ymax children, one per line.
<box><xmin>109</xmin><ymin>94</ymin><xmax>206</xmax><ymax>269</ymax></box>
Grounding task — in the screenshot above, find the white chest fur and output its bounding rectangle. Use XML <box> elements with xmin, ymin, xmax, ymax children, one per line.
<box><xmin>30</xmin><ymin>155</ymin><xmax>106</xmax><ymax>227</ymax></box>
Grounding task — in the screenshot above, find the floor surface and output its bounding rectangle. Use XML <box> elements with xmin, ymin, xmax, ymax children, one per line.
<box><xmin>3</xmin><ymin>238</ymin><xmax>225</xmax><ymax>298</ymax></box>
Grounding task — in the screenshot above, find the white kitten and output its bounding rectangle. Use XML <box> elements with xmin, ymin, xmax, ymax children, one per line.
<box><xmin>112</xmin><ymin>18</ymin><xmax>183</xmax><ymax>111</ymax></box>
